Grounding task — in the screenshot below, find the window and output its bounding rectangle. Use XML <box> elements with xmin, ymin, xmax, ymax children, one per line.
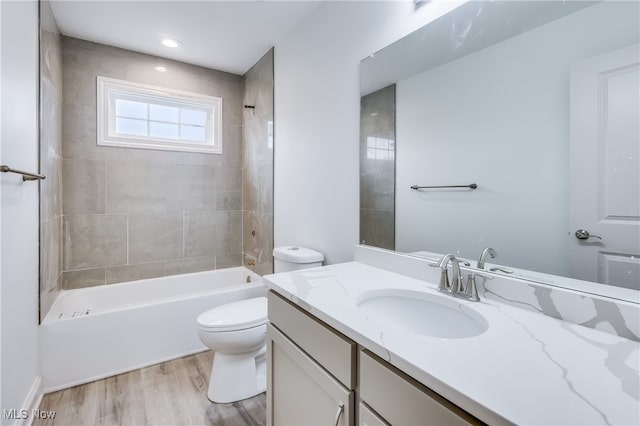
<box><xmin>97</xmin><ymin>76</ymin><xmax>222</xmax><ymax>154</ymax></box>
<box><xmin>366</xmin><ymin>136</ymin><xmax>395</xmax><ymax>161</ymax></box>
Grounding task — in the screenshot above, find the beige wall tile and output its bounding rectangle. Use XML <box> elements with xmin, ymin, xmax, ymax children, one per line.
<box><xmin>40</xmin><ymin>218</ymin><xmax>61</xmax><ymax>291</ymax></box>
<box><xmin>62</xmin><ymin>158</ymin><xmax>105</xmax><ymax>214</ymax></box>
<box><xmin>242</xmin><ymin>50</ymin><xmax>274</xmax><ymax>267</ymax></box>
<box><xmin>105</xmin><ymin>161</ymin><xmax>206</xmax><ymax>214</ymax></box>
<box><xmin>360</xmin><ymin>209</ymin><xmax>395</xmax><ymax>250</ymax></box>
<box><xmin>63</xmin><ymin>214</ymin><xmax>127</xmax><ymax>270</ymax></box>
<box><xmin>40</xmin><ymin>217</ymin><xmax>62</xmax><ymax>316</ymax></box>
<box><xmin>57</xmin><ymin>36</ymin><xmax>272</xmax><ymax>289</ymax></box>
<box><xmin>216</xmin><ymin>166</ymin><xmax>241</xmax><ymax>188</ymax></box>
<box><xmin>106</xmin><ymin>262</ymin><xmax>166</xmax><ymax>284</ymax></box>
<box><xmin>184</xmin><ymin>211</ymin><xmax>217</xmax><ymax>258</ymax></box>
<box><xmin>165</xmin><ymin>257</ymin><xmax>215</xmax><ymax>276</ymax></box>
<box><xmin>242</xmin><ymin>49</ymin><xmax>274</xmax><ymax>120</ymax></box>
<box><xmin>62</xmin><ymin>268</ymin><xmax>106</xmax><ymax>290</ymax></box>
<box><xmin>61</xmin><ymin>102</ymin><xmax>99</xmax><ymax>160</ymax></box>
<box><xmin>359</xmin><ymin>85</ymin><xmax>395</xmax><ymax>249</ymax></box>
<box><xmin>242</xmin><ymin>212</ymin><xmax>273</xmax><ymax>264</ymax></box>
<box><xmin>216</xmin><ymin>189</ymin><xmax>242</xmax><ymax>211</ymax></box>
<box><xmin>39</xmin><ymin>7</ymin><xmax>64</xmax><ymax>319</ymax></box>
<box><xmin>216</xmin><ymin>254</ymin><xmax>243</xmax><ymax>269</ymax></box>
<box><xmin>105</xmin><ymin>161</ymin><xmax>168</xmax><ymax>214</ymax></box>
<box><xmin>128</xmin><ymin>213</ymin><xmax>183</xmax><ymax>263</ymax></box>
<box><xmin>229</xmin><ymin>211</ymin><xmax>243</xmax><ymax>254</ymax></box>
<box><xmin>253</xmin><ymin>262</ymin><xmax>273</xmax><ymax>276</ymax></box>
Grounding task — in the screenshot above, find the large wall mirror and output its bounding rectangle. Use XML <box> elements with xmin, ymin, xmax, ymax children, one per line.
<box><xmin>360</xmin><ymin>0</ymin><xmax>639</xmax><ymax>301</ymax></box>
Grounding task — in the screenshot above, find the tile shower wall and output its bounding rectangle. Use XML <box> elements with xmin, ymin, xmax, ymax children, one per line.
<box><xmin>242</xmin><ymin>50</ymin><xmax>274</xmax><ymax>275</ymax></box>
<box><xmin>360</xmin><ymin>84</ymin><xmax>395</xmax><ymax>250</ymax></box>
<box><xmin>60</xmin><ymin>36</ymin><xmax>244</xmax><ymax>289</ymax></box>
<box><xmin>39</xmin><ymin>0</ymin><xmax>63</xmax><ymax>316</ymax></box>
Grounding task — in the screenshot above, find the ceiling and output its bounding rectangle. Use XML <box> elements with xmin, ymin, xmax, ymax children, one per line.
<box><xmin>50</xmin><ymin>1</ymin><xmax>321</xmax><ymax>75</ymax></box>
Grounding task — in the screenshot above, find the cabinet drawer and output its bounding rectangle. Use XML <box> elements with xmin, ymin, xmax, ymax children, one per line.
<box><xmin>359</xmin><ymin>403</ymin><xmax>389</xmax><ymax>426</ymax></box>
<box><xmin>359</xmin><ymin>350</ymin><xmax>480</xmax><ymax>426</ymax></box>
<box><xmin>268</xmin><ymin>291</ymin><xmax>356</xmax><ymax>389</ymax></box>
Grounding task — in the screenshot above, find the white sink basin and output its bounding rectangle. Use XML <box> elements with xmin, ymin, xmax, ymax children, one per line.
<box><xmin>356</xmin><ymin>289</ymin><xmax>488</xmax><ymax>339</ymax></box>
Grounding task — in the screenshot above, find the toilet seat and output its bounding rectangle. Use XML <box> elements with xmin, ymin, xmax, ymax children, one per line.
<box><xmin>197</xmin><ymin>297</ymin><xmax>267</xmax><ymax>332</ymax></box>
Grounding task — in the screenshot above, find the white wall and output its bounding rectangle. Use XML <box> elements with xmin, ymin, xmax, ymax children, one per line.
<box><xmin>394</xmin><ymin>2</ymin><xmax>639</xmax><ymax>276</ymax></box>
<box><xmin>1</xmin><ymin>0</ymin><xmax>41</xmax><ymax>422</ymax></box>
<box><xmin>274</xmin><ymin>0</ymin><xmax>464</xmax><ymax>265</ymax></box>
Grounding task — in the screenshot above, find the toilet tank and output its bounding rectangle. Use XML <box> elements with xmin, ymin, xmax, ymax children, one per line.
<box><xmin>273</xmin><ymin>246</ymin><xmax>324</xmax><ymax>273</ymax></box>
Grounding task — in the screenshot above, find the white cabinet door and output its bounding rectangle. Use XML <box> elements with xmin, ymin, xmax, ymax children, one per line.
<box><xmin>569</xmin><ymin>44</ymin><xmax>640</xmax><ymax>289</ymax></box>
<box><xmin>267</xmin><ymin>324</ymin><xmax>354</xmax><ymax>426</ymax></box>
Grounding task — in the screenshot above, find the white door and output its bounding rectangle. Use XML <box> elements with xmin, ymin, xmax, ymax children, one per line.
<box><xmin>0</xmin><ymin>0</ymin><xmax>41</xmax><ymax>414</ymax></box>
<box><xmin>569</xmin><ymin>44</ymin><xmax>640</xmax><ymax>290</ymax></box>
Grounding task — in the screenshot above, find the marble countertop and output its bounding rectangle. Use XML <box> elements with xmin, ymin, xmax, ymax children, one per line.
<box><xmin>263</xmin><ymin>261</ymin><xmax>640</xmax><ymax>425</ymax></box>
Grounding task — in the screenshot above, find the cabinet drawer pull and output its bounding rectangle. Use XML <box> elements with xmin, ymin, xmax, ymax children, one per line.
<box><xmin>334</xmin><ymin>401</ymin><xmax>345</xmax><ymax>426</ymax></box>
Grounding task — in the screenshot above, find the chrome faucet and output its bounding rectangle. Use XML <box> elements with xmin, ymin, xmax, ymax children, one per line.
<box><xmin>477</xmin><ymin>247</ymin><xmax>497</xmax><ymax>269</ymax></box>
<box><xmin>432</xmin><ymin>254</ymin><xmax>481</xmax><ymax>302</ymax></box>
<box><xmin>432</xmin><ymin>254</ymin><xmax>463</xmax><ymax>294</ymax></box>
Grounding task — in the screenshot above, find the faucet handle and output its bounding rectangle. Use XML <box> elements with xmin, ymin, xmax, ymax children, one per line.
<box><xmin>463</xmin><ymin>274</ymin><xmax>480</xmax><ymax>302</ymax></box>
<box><xmin>430</xmin><ymin>257</ymin><xmax>452</xmax><ymax>292</ymax></box>
<box><xmin>437</xmin><ymin>268</ymin><xmax>451</xmax><ymax>292</ymax></box>
<box><xmin>431</xmin><ymin>254</ymin><xmax>463</xmax><ymax>294</ymax></box>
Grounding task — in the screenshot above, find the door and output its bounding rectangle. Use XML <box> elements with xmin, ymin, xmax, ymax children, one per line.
<box><xmin>0</xmin><ymin>0</ymin><xmax>41</xmax><ymax>415</ymax></box>
<box><xmin>569</xmin><ymin>44</ymin><xmax>640</xmax><ymax>290</ymax></box>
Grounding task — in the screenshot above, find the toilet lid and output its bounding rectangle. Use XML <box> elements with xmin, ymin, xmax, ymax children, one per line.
<box><xmin>197</xmin><ymin>297</ymin><xmax>267</xmax><ymax>331</ymax></box>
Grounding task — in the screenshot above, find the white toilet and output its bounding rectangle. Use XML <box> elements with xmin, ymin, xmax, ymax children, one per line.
<box><xmin>197</xmin><ymin>246</ymin><xmax>324</xmax><ymax>403</ymax></box>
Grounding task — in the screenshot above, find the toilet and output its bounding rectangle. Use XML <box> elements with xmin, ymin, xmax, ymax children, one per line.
<box><xmin>197</xmin><ymin>246</ymin><xmax>324</xmax><ymax>403</ymax></box>
<box><xmin>273</xmin><ymin>246</ymin><xmax>324</xmax><ymax>272</ymax></box>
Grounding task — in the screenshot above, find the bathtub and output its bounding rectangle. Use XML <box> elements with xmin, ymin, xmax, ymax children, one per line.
<box><xmin>40</xmin><ymin>267</ymin><xmax>266</xmax><ymax>392</ymax></box>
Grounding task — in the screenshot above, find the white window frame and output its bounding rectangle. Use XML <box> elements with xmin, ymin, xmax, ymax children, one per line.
<box><xmin>97</xmin><ymin>76</ymin><xmax>222</xmax><ymax>154</ymax></box>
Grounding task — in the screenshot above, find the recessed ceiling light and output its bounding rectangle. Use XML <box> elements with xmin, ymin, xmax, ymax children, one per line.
<box><xmin>155</xmin><ymin>66</ymin><xmax>167</xmax><ymax>72</ymax></box>
<box><xmin>159</xmin><ymin>37</ymin><xmax>181</xmax><ymax>48</ymax></box>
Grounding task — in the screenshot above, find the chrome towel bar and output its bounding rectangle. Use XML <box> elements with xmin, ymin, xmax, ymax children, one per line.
<box><xmin>0</xmin><ymin>165</ymin><xmax>46</xmax><ymax>181</ymax></box>
<box><xmin>411</xmin><ymin>183</ymin><xmax>476</xmax><ymax>190</ymax></box>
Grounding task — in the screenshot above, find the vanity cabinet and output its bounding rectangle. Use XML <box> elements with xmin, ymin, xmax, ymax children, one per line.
<box><xmin>359</xmin><ymin>350</ymin><xmax>480</xmax><ymax>426</ymax></box>
<box><xmin>267</xmin><ymin>291</ymin><xmax>481</xmax><ymax>426</ymax></box>
<box><xmin>267</xmin><ymin>292</ymin><xmax>356</xmax><ymax>426</ymax></box>
<box><xmin>359</xmin><ymin>402</ymin><xmax>390</xmax><ymax>426</ymax></box>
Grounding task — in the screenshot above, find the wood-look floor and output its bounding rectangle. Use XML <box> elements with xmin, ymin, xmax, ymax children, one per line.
<box><xmin>34</xmin><ymin>351</ymin><xmax>266</xmax><ymax>426</ymax></box>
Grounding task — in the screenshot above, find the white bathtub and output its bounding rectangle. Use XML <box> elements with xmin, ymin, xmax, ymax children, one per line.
<box><xmin>40</xmin><ymin>267</ymin><xmax>266</xmax><ymax>392</ymax></box>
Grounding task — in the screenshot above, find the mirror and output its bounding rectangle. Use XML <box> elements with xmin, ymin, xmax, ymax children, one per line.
<box><xmin>360</xmin><ymin>1</ymin><xmax>640</xmax><ymax>301</ymax></box>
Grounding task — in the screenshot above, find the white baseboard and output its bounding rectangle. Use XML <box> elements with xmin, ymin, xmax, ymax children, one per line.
<box><xmin>11</xmin><ymin>376</ymin><xmax>43</xmax><ymax>426</ymax></box>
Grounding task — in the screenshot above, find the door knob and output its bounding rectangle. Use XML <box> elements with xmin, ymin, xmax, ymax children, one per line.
<box><xmin>575</xmin><ymin>229</ymin><xmax>602</xmax><ymax>240</ymax></box>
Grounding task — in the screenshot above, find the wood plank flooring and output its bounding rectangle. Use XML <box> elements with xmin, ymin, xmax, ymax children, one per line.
<box><xmin>34</xmin><ymin>351</ymin><xmax>266</xmax><ymax>426</ymax></box>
